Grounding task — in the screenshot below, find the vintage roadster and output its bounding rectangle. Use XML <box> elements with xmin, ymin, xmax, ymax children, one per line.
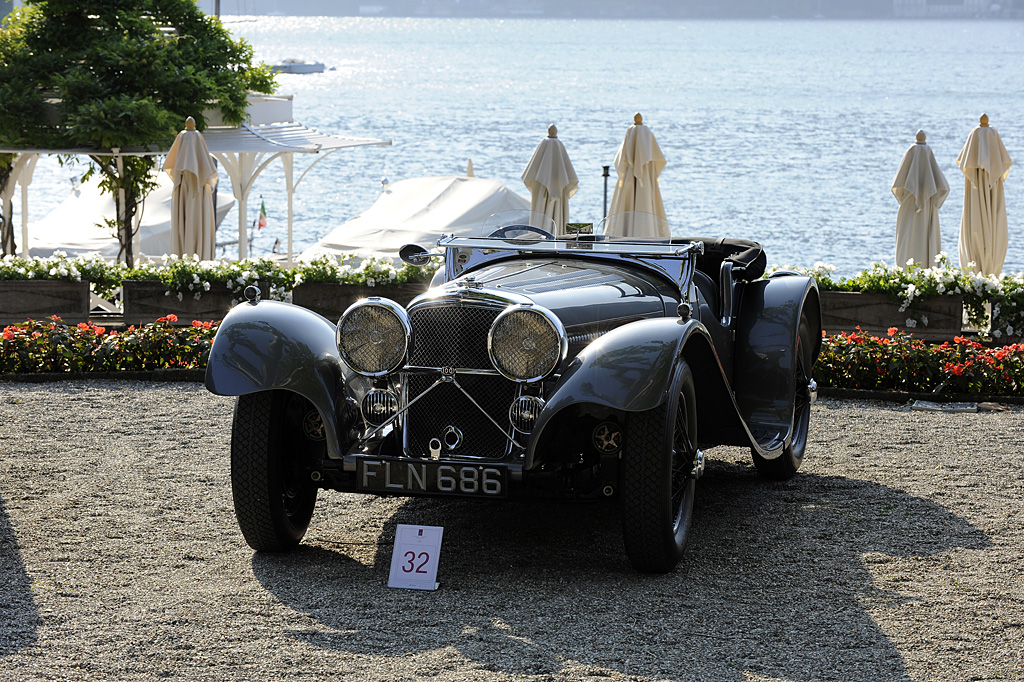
<box><xmin>206</xmin><ymin>212</ymin><xmax>821</xmax><ymax>573</ymax></box>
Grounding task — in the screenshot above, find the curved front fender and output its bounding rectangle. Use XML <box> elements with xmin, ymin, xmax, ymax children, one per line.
<box><xmin>205</xmin><ymin>300</ymin><xmax>347</xmax><ymax>459</ymax></box>
<box><xmin>526</xmin><ymin>317</ymin><xmax>708</xmax><ymax>467</ymax></box>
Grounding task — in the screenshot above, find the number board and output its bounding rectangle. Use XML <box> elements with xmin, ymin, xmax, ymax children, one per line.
<box><xmin>388</xmin><ymin>524</ymin><xmax>444</xmax><ymax>591</ymax></box>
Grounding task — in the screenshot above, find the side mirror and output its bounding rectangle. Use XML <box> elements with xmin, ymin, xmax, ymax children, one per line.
<box><xmin>399</xmin><ymin>243</ymin><xmax>432</xmax><ymax>266</ymax></box>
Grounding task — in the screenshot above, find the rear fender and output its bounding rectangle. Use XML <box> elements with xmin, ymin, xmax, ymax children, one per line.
<box><xmin>205</xmin><ymin>300</ymin><xmax>348</xmax><ymax>459</ymax></box>
<box><xmin>732</xmin><ymin>275</ymin><xmax>821</xmax><ymax>457</ymax></box>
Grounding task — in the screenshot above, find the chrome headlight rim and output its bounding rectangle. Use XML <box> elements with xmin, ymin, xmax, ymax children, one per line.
<box><xmin>487</xmin><ymin>304</ymin><xmax>568</xmax><ymax>383</ymax></box>
<box><xmin>336</xmin><ymin>297</ymin><xmax>411</xmax><ymax>377</ymax></box>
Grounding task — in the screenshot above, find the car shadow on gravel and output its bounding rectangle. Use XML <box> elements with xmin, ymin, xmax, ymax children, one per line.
<box><xmin>0</xmin><ymin>495</ymin><xmax>39</xmax><ymax>655</ymax></box>
<box><xmin>251</xmin><ymin>459</ymin><xmax>991</xmax><ymax>681</ymax></box>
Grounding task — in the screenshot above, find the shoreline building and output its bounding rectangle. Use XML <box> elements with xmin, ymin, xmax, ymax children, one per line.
<box><xmin>893</xmin><ymin>0</ymin><xmax>1003</xmax><ymax>18</ymax></box>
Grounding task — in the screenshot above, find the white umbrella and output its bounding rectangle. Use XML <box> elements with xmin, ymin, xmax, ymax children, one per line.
<box><xmin>606</xmin><ymin>112</ymin><xmax>668</xmax><ymax>238</ymax></box>
<box><xmin>521</xmin><ymin>124</ymin><xmax>578</xmax><ymax>234</ymax></box>
<box><xmin>957</xmin><ymin>114</ymin><xmax>1013</xmax><ymax>276</ymax></box>
<box><xmin>892</xmin><ymin>130</ymin><xmax>949</xmax><ymax>269</ymax></box>
<box><xmin>163</xmin><ymin>116</ymin><xmax>218</xmax><ymax>260</ymax></box>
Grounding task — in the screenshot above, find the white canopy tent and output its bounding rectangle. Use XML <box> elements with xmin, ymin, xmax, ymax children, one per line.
<box><xmin>301</xmin><ymin>175</ymin><xmax>530</xmax><ymax>261</ymax></box>
<box><xmin>1</xmin><ymin>95</ymin><xmax>391</xmax><ymax>262</ymax></box>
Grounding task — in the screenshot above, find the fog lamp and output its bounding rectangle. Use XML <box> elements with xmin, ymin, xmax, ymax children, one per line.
<box><xmin>509</xmin><ymin>395</ymin><xmax>545</xmax><ymax>433</ymax></box>
<box><xmin>361</xmin><ymin>388</ymin><xmax>399</xmax><ymax>426</ymax></box>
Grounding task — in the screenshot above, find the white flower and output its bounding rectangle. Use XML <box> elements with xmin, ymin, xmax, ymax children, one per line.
<box><xmin>937</xmin><ymin>283</ymin><xmax>945</xmax><ymax>294</ymax></box>
<box><xmin>203</xmin><ymin>282</ymin><xmax>211</xmax><ymax>292</ymax></box>
<box><xmin>194</xmin><ymin>292</ymin><xmax>202</xmax><ymax>300</ymax></box>
<box><xmin>1008</xmin><ymin>325</ymin><xmax>1015</xmax><ymax>336</ymax></box>
<box><xmin>367</xmin><ymin>278</ymin><xmax>376</xmax><ymax>287</ymax></box>
<box><xmin>906</xmin><ymin>318</ymin><xmax>917</xmax><ymax>328</ymax></box>
<box><xmin>993</xmin><ymin>329</ymin><xmax>1003</xmax><ymax>338</ymax></box>
<box><xmin>177</xmin><ymin>292</ymin><xmax>184</xmax><ymax>302</ymax></box>
<box><xmin>921</xmin><ymin>315</ymin><xmax>928</xmax><ymax>326</ymax></box>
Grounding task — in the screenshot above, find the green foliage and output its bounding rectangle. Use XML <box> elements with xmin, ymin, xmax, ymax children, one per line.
<box><xmin>1</xmin><ymin>252</ymin><xmax>440</xmax><ymax>303</ymax></box>
<box><xmin>294</xmin><ymin>253</ymin><xmax>440</xmax><ymax>287</ymax></box>
<box><xmin>1</xmin><ymin>316</ymin><xmax>217</xmax><ymax>373</ymax></box>
<box><xmin>769</xmin><ymin>254</ymin><xmax>1022</xmax><ymax>339</ymax></box>
<box><xmin>815</xmin><ymin>328</ymin><xmax>1024</xmax><ymax>396</ymax></box>
<box><xmin>130</xmin><ymin>255</ymin><xmax>295</xmax><ymax>303</ymax></box>
<box><xmin>0</xmin><ymin>0</ymin><xmax>275</xmax><ymax>148</ymax></box>
<box><xmin>0</xmin><ymin>252</ymin><xmax>126</xmax><ymax>299</ymax></box>
<box><xmin>0</xmin><ymin>0</ymin><xmax>276</xmax><ymax>264</ymax></box>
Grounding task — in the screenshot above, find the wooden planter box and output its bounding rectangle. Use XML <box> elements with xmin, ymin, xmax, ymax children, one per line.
<box><xmin>0</xmin><ymin>281</ymin><xmax>91</xmax><ymax>326</ymax></box>
<box><xmin>819</xmin><ymin>291</ymin><xmax>963</xmax><ymax>341</ymax></box>
<box><xmin>122</xmin><ymin>280</ymin><xmax>268</xmax><ymax>327</ymax></box>
<box><xmin>291</xmin><ymin>282</ymin><xmax>428</xmax><ymax>322</ymax></box>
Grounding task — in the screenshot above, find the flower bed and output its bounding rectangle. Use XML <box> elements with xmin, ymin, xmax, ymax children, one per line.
<box><xmin>4</xmin><ymin>316</ymin><xmax>1023</xmax><ymax>397</ymax></box>
<box><xmin>815</xmin><ymin>327</ymin><xmax>1023</xmax><ymax>395</ymax></box>
<box><xmin>0</xmin><ymin>252</ymin><xmax>439</xmax><ymax>324</ymax></box>
<box><xmin>772</xmin><ymin>255</ymin><xmax>1024</xmax><ymax>341</ymax></box>
<box><xmin>1</xmin><ymin>315</ymin><xmax>217</xmax><ymax>373</ymax></box>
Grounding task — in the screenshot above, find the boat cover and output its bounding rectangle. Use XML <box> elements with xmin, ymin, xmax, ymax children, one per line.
<box><xmin>300</xmin><ymin>175</ymin><xmax>530</xmax><ymax>261</ymax></box>
<box><xmin>28</xmin><ymin>174</ymin><xmax>234</xmax><ymax>259</ymax></box>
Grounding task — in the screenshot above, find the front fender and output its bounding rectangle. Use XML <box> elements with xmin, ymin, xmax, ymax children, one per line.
<box><xmin>526</xmin><ymin>317</ymin><xmax>707</xmax><ymax>467</ymax></box>
<box><xmin>205</xmin><ymin>300</ymin><xmax>347</xmax><ymax>459</ymax></box>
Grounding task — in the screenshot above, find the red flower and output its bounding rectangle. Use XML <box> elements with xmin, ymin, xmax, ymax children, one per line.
<box><xmin>887</xmin><ymin>327</ymin><xmax>898</xmax><ymax>337</ymax></box>
<box><xmin>166</xmin><ymin>314</ymin><xmax>179</xmax><ymax>323</ymax></box>
<box><xmin>2</xmin><ymin>328</ymin><xmax>13</xmax><ymax>341</ymax></box>
<box><xmin>192</xmin><ymin>320</ymin><xmax>203</xmax><ymax>328</ymax></box>
<box><xmin>77</xmin><ymin>322</ymin><xmax>89</xmax><ymax>330</ymax></box>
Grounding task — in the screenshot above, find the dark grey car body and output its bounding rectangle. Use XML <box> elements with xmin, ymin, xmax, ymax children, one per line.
<box><xmin>206</xmin><ymin>232</ymin><xmax>821</xmax><ymax>571</ymax></box>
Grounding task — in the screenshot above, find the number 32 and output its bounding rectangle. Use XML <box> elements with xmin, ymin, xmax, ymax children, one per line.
<box><xmin>402</xmin><ymin>551</ymin><xmax>429</xmax><ymax>574</ymax></box>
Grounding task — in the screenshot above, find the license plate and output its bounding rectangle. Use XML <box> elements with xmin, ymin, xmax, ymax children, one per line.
<box><xmin>356</xmin><ymin>457</ymin><xmax>507</xmax><ymax>498</ymax></box>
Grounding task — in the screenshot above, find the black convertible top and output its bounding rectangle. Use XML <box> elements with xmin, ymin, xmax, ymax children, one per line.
<box><xmin>681</xmin><ymin>238</ymin><xmax>766</xmax><ymax>282</ymax></box>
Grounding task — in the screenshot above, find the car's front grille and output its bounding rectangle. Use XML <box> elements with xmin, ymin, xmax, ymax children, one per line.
<box><xmin>403</xmin><ymin>374</ymin><xmax>517</xmax><ymax>459</ymax></box>
<box><xmin>408</xmin><ymin>304</ymin><xmax>499</xmax><ymax>369</ymax></box>
<box><xmin>404</xmin><ymin>301</ymin><xmax>516</xmax><ymax>459</ymax></box>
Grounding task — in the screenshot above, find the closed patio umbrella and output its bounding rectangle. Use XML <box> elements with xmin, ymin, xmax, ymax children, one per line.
<box><xmin>521</xmin><ymin>124</ymin><xmax>578</xmax><ymax>234</ymax></box>
<box><xmin>892</xmin><ymin>130</ymin><xmax>949</xmax><ymax>269</ymax></box>
<box><xmin>957</xmin><ymin>114</ymin><xmax>1013</xmax><ymax>276</ymax></box>
<box><xmin>163</xmin><ymin>116</ymin><xmax>218</xmax><ymax>260</ymax></box>
<box><xmin>606</xmin><ymin>113</ymin><xmax>668</xmax><ymax>238</ymax></box>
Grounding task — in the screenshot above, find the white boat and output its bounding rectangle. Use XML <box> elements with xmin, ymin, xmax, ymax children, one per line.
<box><xmin>28</xmin><ymin>174</ymin><xmax>234</xmax><ymax>259</ymax></box>
<box><xmin>269</xmin><ymin>59</ymin><xmax>325</xmax><ymax>75</ymax></box>
<box><xmin>300</xmin><ymin>175</ymin><xmax>530</xmax><ymax>262</ymax></box>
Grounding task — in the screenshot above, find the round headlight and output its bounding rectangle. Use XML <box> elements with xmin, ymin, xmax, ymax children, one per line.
<box><xmin>337</xmin><ymin>298</ymin><xmax>410</xmax><ymax>376</ymax></box>
<box><xmin>487</xmin><ymin>305</ymin><xmax>567</xmax><ymax>383</ymax></box>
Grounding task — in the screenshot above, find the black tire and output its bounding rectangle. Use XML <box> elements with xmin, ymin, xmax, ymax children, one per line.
<box><xmin>752</xmin><ymin>313</ymin><xmax>813</xmax><ymax>480</ymax></box>
<box><xmin>231</xmin><ymin>391</ymin><xmax>318</xmax><ymax>551</ymax></box>
<box><xmin>621</xmin><ymin>361</ymin><xmax>698</xmax><ymax>573</ymax></box>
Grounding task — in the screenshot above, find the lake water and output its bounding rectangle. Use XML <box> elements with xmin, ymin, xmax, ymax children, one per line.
<box><xmin>22</xmin><ymin>17</ymin><xmax>1024</xmax><ymax>275</ymax></box>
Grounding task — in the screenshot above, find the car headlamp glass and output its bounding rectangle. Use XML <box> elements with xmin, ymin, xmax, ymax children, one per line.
<box><xmin>487</xmin><ymin>305</ymin><xmax>567</xmax><ymax>383</ymax></box>
<box><xmin>336</xmin><ymin>299</ymin><xmax>410</xmax><ymax>376</ymax></box>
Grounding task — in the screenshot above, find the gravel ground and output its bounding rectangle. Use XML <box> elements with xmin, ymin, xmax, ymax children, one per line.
<box><xmin>1</xmin><ymin>380</ymin><xmax>1022</xmax><ymax>682</ymax></box>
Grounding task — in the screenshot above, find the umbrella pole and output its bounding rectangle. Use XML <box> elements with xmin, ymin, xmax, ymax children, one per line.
<box><xmin>602</xmin><ymin>165</ymin><xmax>610</xmax><ymax>218</ymax></box>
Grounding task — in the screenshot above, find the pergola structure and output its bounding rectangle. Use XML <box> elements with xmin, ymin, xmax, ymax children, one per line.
<box><xmin>1</xmin><ymin>95</ymin><xmax>391</xmax><ymax>262</ymax></box>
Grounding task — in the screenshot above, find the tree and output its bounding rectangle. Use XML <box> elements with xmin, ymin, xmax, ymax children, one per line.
<box><xmin>0</xmin><ymin>0</ymin><xmax>275</xmax><ymax>265</ymax></box>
